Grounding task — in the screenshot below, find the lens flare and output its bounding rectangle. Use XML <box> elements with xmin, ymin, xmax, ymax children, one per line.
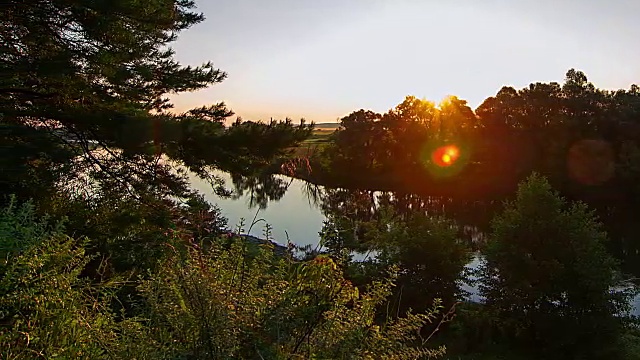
<box><xmin>420</xmin><ymin>141</ymin><xmax>469</xmax><ymax>179</ymax></box>
<box><xmin>432</xmin><ymin>145</ymin><xmax>460</xmax><ymax>167</ymax></box>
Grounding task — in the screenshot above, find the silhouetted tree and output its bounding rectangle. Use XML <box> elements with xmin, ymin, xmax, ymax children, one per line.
<box><xmin>479</xmin><ymin>174</ymin><xmax>631</xmax><ymax>359</ymax></box>
<box><xmin>1</xmin><ymin>0</ymin><xmax>312</xmax><ymax>204</ymax></box>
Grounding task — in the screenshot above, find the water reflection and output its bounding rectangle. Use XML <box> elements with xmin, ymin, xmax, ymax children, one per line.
<box><xmin>317</xmin><ymin>188</ymin><xmax>494</xmax><ymax>251</ymax></box>
<box><xmin>189</xmin><ymin>169</ymin><xmax>640</xmax><ymax>315</ymax></box>
<box><xmin>193</xmin><ymin>169</ymin><xmax>640</xmax><ymax>275</ymax></box>
<box><xmin>229</xmin><ymin>172</ymin><xmax>292</xmax><ymax>210</ymax></box>
<box><xmin>189</xmin><ymin>170</ymin><xmax>324</xmax><ymax>247</ymax></box>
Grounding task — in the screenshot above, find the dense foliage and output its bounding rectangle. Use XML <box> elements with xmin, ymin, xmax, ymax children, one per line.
<box><xmin>312</xmin><ymin>70</ymin><xmax>640</xmax><ymax>204</ymax></box>
<box><xmin>0</xmin><ymin>1</ymin><xmax>453</xmax><ymax>358</ymax></box>
<box><xmin>0</xmin><ymin>201</ymin><xmax>447</xmax><ymax>359</ymax></box>
<box><xmin>0</xmin><ymin>199</ymin><xmax>133</xmax><ymax>359</ymax></box>
<box><xmin>317</xmin><ymin>190</ymin><xmax>470</xmax><ymax>315</ymax></box>
<box><xmin>1</xmin><ymin>0</ymin><xmax>312</xmax><ymax>205</ymax></box>
<box><xmin>479</xmin><ymin>174</ymin><xmax>631</xmax><ymax>359</ymax></box>
<box><xmin>302</xmin><ymin>74</ymin><xmax>640</xmax><ymax>359</ymax></box>
<box><xmin>2</xmin><ymin>0</ymin><xmax>639</xmax><ymax>359</ymax></box>
<box><xmin>313</xmin><ymin>175</ymin><xmax>639</xmax><ymax>359</ymax></box>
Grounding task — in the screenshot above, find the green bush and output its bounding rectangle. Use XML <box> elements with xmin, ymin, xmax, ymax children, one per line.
<box><xmin>0</xmin><ymin>200</ymin><xmax>449</xmax><ymax>359</ymax></box>
<box><xmin>376</xmin><ymin>213</ymin><xmax>471</xmax><ymax>315</ymax></box>
<box><xmin>139</xmin><ymin>236</ymin><xmax>447</xmax><ymax>359</ymax></box>
<box><xmin>479</xmin><ymin>173</ymin><xmax>632</xmax><ymax>359</ymax></box>
<box><xmin>0</xmin><ymin>200</ymin><xmax>138</xmax><ymax>359</ymax></box>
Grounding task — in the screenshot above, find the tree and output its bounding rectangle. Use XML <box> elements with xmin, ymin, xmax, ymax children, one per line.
<box><xmin>479</xmin><ymin>173</ymin><xmax>631</xmax><ymax>359</ymax></box>
<box><xmin>382</xmin><ymin>96</ymin><xmax>435</xmax><ymax>172</ymax></box>
<box><xmin>1</xmin><ymin>0</ymin><xmax>312</xmax><ymax>204</ymax></box>
<box><xmin>474</xmin><ymin>69</ymin><xmax>640</xmax><ymax>187</ymax></box>
<box><xmin>317</xmin><ymin>188</ymin><xmax>470</xmax><ymax>321</ymax></box>
<box><xmin>376</xmin><ymin>212</ymin><xmax>471</xmax><ymax>316</ymax></box>
<box><xmin>331</xmin><ymin>109</ymin><xmax>383</xmax><ymax>173</ymax></box>
<box><xmin>437</xmin><ymin>95</ymin><xmax>478</xmax><ymax>140</ymax></box>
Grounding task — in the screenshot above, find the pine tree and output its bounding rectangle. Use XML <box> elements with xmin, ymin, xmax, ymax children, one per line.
<box><xmin>0</xmin><ymin>0</ymin><xmax>311</xmax><ymax>202</ymax></box>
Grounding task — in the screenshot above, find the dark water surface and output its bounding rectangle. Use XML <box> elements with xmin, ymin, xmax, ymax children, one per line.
<box><xmin>189</xmin><ymin>170</ymin><xmax>640</xmax><ymax>316</ymax></box>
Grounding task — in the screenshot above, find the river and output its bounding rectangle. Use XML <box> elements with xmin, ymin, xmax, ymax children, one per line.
<box><xmin>189</xmin><ymin>170</ymin><xmax>640</xmax><ymax>316</ymax></box>
<box><xmin>190</xmin><ymin>171</ymin><xmax>324</xmax><ymax>247</ymax></box>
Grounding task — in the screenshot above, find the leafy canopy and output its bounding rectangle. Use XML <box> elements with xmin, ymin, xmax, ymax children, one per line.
<box><xmin>479</xmin><ymin>174</ymin><xmax>632</xmax><ymax>359</ymax></box>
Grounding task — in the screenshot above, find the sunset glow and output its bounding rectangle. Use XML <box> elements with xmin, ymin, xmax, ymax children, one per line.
<box><xmin>169</xmin><ymin>1</ymin><xmax>639</xmax><ymax>123</ymax></box>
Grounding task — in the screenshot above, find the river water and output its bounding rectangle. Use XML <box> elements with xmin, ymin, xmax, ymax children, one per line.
<box><xmin>189</xmin><ymin>170</ymin><xmax>640</xmax><ymax>316</ymax></box>
<box><xmin>190</xmin><ymin>171</ymin><xmax>325</xmax><ymax>247</ymax></box>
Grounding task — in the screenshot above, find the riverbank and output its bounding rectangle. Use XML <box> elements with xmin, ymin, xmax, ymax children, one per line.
<box><xmin>237</xmin><ymin>233</ymin><xmax>288</xmax><ymax>257</ymax></box>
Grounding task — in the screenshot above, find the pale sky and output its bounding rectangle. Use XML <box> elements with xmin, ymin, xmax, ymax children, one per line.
<box><xmin>170</xmin><ymin>0</ymin><xmax>640</xmax><ymax>123</ymax></box>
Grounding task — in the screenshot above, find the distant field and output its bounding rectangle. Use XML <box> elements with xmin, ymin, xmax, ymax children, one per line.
<box><xmin>306</xmin><ymin>129</ymin><xmax>333</xmax><ymax>142</ymax></box>
<box><xmin>290</xmin><ymin>126</ymin><xmax>335</xmax><ymax>157</ymax></box>
<box><xmin>314</xmin><ymin>122</ymin><xmax>340</xmax><ymax>130</ymax></box>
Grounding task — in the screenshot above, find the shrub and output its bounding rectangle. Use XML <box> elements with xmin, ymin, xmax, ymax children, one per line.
<box><xmin>139</xmin><ymin>236</ymin><xmax>447</xmax><ymax>359</ymax></box>
<box><xmin>376</xmin><ymin>213</ymin><xmax>471</xmax><ymax>315</ymax></box>
<box><xmin>0</xmin><ymin>199</ymin><xmax>449</xmax><ymax>359</ymax></box>
<box><xmin>0</xmin><ymin>200</ymin><xmax>137</xmax><ymax>359</ymax></box>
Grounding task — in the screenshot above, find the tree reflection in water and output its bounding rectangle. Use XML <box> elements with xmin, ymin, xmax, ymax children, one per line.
<box><xmin>229</xmin><ymin>172</ymin><xmax>292</xmax><ymax>210</ymax></box>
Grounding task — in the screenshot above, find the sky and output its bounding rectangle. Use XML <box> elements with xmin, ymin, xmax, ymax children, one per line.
<box><xmin>169</xmin><ymin>0</ymin><xmax>640</xmax><ymax>123</ymax></box>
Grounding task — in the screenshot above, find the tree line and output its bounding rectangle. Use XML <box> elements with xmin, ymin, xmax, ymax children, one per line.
<box><xmin>315</xmin><ymin>70</ymin><xmax>640</xmax><ymax>203</ymax></box>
